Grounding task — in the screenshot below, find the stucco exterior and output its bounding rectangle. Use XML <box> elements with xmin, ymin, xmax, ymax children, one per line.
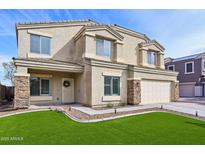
<box><xmin>13</xmin><ymin>19</ymin><xmax>178</xmax><ymax>108</ymax></box>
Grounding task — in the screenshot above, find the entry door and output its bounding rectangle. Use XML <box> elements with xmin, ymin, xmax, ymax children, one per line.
<box><xmin>62</xmin><ymin>78</ymin><xmax>74</xmax><ymax>103</ymax></box>
<box><xmin>141</xmin><ymin>80</ymin><xmax>171</xmax><ymax>104</ymax></box>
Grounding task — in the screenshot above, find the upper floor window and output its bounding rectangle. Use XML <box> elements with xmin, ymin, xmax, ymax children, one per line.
<box><xmin>96</xmin><ymin>38</ymin><xmax>112</xmax><ymax>57</ymax></box>
<box><xmin>185</xmin><ymin>61</ymin><xmax>194</xmax><ymax>74</ymax></box>
<box><xmin>168</xmin><ymin>65</ymin><xmax>175</xmax><ymax>71</ymax></box>
<box><xmin>203</xmin><ymin>60</ymin><xmax>205</xmax><ymax>71</ymax></box>
<box><xmin>30</xmin><ymin>34</ymin><xmax>51</xmax><ymax>55</ymax></box>
<box><xmin>147</xmin><ymin>51</ymin><xmax>156</xmax><ymax>65</ymax></box>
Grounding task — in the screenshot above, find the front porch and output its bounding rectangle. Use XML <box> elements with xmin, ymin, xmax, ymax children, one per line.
<box><xmin>13</xmin><ymin>58</ymin><xmax>84</xmax><ymax>108</ymax></box>
<box><xmin>29</xmin><ymin>69</ymin><xmax>81</xmax><ymax>105</ymax></box>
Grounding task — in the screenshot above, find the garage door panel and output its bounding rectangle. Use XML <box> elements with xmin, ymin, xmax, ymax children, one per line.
<box><xmin>179</xmin><ymin>84</ymin><xmax>194</xmax><ymax>97</ymax></box>
<box><xmin>141</xmin><ymin>80</ymin><xmax>171</xmax><ymax>104</ymax></box>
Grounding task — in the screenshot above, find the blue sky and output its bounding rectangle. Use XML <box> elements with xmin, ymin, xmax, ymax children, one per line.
<box><xmin>1</xmin><ymin>9</ymin><xmax>205</xmax><ymax>85</ymax></box>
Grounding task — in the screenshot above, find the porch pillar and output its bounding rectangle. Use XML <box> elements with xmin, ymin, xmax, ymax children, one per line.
<box><xmin>14</xmin><ymin>66</ymin><xmax>30</xmax><ymax>108</ymax></box>
<box><xmin>171</xmin><ymin>81</ymin><xmax>179</xmax><ymax>102</ymax></box>
<box><xmin>127</xmin><ymin>78</ymin><xmax>141</xmax><ymax>105</ymax></box>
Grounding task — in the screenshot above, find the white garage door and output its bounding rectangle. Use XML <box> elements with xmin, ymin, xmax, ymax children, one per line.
<box><xmin>141</xmin><ymin>80</ymin><xmax>171</xmax><ymax>104</ymax></box>
<box><xmin>179</xmin><ymin>84</ymin><xmax>195</xmax><ymax>97</ymax></box>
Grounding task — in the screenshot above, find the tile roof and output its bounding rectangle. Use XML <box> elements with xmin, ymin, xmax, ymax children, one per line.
<box><xmin>16</xmin><ymin>19</ymin><xmax>97</xmax><ymax>26</ymax></box>
<box><xmin>172</xmin><ymin>52</ymin><xmax>205</xmax><ymax>62</ymax></box>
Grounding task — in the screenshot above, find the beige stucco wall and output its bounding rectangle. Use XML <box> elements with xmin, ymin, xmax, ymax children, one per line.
<box><xmin>74</xmin><ymin>35</ymin><xmax>85</xmax><ymax>63</ymax></box>
<box><xmin>91</xmin><ymin>65</ymin><xmax>128</xmax><ymax>107</ymax></box>
<box><xmin>18</xmin><ymin>25</ymin><xmax>84</xmax><ymax>62</ymax></box>
<box><xmin>116</xmin><ymin>32</ymin><xmax>146</xmax><ymax>66</ymax></box>
<box><xmin>74</xmin><ymin>63</ymin><xmax>92</xmax><ymax>106</ymax></box>
<box><xmin>133</xmin><ymin>71</ymin><xmax>177</xmax><ymax>82</ymax></box>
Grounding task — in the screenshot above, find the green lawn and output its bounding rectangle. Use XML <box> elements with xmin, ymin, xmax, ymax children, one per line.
<box><xmin>0</xmin><ymin>111</ymin><xmax>205</xmax><ymax>144</ymax></box>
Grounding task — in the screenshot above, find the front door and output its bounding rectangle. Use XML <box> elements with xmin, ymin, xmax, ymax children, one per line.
<box><xmin>62</xmin><ymin>78</ymin><xmax>74</xmax><ymax>103</ymax></box>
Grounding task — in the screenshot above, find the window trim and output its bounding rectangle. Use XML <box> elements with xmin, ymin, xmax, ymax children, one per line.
<box><xmin>185</xmin><ymin>61</ymin><xmax>194</xmax><ymax>74</ymax></box>
<box><xmin>30</xmin><ymin>34</ymin><xmax>51</xmax><ymax>55</ymax></box>
<box><xmin>30</xmin><ymin>77</ymin><xmax>51</xmax><ymax>96</ymax></box>
<box><xmin>104</xmin><ymin>76</ymin><xmax>120</xmax><ymax>96</ymax></box>
<box><xmin>202</xmin><ymin>59</ymin><xmax>205</xmax><ymax>72</ymax></box>
<box><xmin>40</xmin><ymin>78</ymin><xmax>51</xmax><ymax>96</ymax></box>
<box><xmin>167</xmin><ymin>65</ymin><xmax>175</xmax><ymax>71</ymax></box>
<box><xmin>96</xmin><ymin>38</ymin><xmax>113</xmax><ymax>58</ymax></box>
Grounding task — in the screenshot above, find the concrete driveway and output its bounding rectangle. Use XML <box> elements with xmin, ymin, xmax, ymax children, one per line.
<box><xmin>161</xmin><ymin>102</ymin><xmax>205</xmax><ymax>117</ymax></box>
<box><xmin>178</xmin><ymin>97</ymin><xmax>205</xmax><ymax>105</ymax></box>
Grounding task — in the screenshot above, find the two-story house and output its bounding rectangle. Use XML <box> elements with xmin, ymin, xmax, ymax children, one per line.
<box><xmin>165</xmin><ymin>52</ymin><xmax>205</xmax><ymax>97</ymax></box>
<box><xmin>13</xmin><ymin>19</ymin><xmax>178</xmax><ymax>108</ymax></box>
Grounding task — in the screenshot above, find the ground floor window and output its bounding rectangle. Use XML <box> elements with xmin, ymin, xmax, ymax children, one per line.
<box><xmin>30</xmin><ymin>77</ymin><xmax>50</xmax><ymax>96</ymax></box>
<box><xmin>104</xmin><ymin>76</ymin><xmax>120</xmax><ymax>96</ymax></box>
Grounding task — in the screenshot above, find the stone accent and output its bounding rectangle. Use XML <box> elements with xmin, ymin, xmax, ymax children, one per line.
<box><xmin>14</xmin><ymin>76</ymin><xmax>30</xmax><ymax>108</ymax></box>
<box><xmin>171</xmin><ymin>81</ymin><xmax>179</xmax><ymax>101</ymax></box>
<box><xmin>127</xmin><ymin>79</ymin><xmax>141</xmax><ymax>105</ymax></box>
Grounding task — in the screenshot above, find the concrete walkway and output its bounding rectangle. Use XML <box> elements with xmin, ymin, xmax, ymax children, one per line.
<box><xmin>70</xmin><ymin>102</ymin><xmax>205</xmax><ymax>120</ymax></box>
<box><xmin>1</xmin><ymin>101</ymin><xmax>204</xmax><ymax>122</ymax></box>
<box><xmin>71</xmin><ymin>104</ymin><xmax>161</xmax><ymax>115</ymax></box>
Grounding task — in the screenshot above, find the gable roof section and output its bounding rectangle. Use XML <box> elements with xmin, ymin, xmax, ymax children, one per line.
<box><xmin>139</xmin><ymin>40</ymin><xmax>165</xmax><ymax>51</ymax></box>
<box><xmin>73</xmin><ymin>24</ymin><xmax>124</xmax><ymax>41</ymax></box>
<box><xmin>111</xmin><ymin>24</ymin><xmax>150</xmax><ymax>41</ymax></box>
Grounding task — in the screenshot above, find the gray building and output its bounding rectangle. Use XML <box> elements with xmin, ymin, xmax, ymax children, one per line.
<box><xmin>165</xmin><ymin>52</ymin><xmax>205</xmax><ymax>97</ymax></box>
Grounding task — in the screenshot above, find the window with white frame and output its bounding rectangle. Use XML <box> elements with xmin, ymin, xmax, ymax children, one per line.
<box><xmin>147</xmin><ymin>51</ymin><xmax>156</xmax><ymax>65</ymax></box>
<box><xmin>203</xmin><ymin>61</ymin><xmax>205</xmax><ymax>71</ymax></box>
<box><xmin>168</xmin><ymin>65</ymin><xmax>175</xmax><ymax>71</ymax></box>
<box><xmin>30</xmin><ymin>34</ymin><xmax>51</xmax><ymax>55</ymax></box>
<box><xmin>30</xmin><ymin>77</ymin><xmax>50</xmax><ymax>96</ymax></box>
<box><xmin>96</xmin><ymin>38</ymin><xmax>112</xmax><ymax>57</ymax></box>
<box><xmin>185</xmin><ymin>61</ymin><xmax>194</xmax><ymax>74</ymax></box>
<box><xmin>104</xmin><ymin>76</ymin><xmax>120</xmax><ymax>96</ymax></box>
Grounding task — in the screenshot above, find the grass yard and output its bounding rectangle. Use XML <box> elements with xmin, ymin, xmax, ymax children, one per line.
<box><xmin>0</xmin><ymin>111</ymin><xmax>205</xmax><ymax>144</ymax></box>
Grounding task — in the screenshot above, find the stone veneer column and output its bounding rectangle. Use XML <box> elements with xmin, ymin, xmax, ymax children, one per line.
<box><xmin>14</xmin><ymin>76</ymin><xmax>30</xmax><ymax>108</ymax></box>
<box><xmin>171</xmin><ymin>81</ymin><xmax>179</xmax><ymax>101</ymax></box>
<box><xmin>127</xmin><ymin>79</ymin><xmax>141</xmax><ymax>105</ymax></box>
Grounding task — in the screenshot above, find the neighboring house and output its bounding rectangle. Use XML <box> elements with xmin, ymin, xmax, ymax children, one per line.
<box><xmin>13</xmin><ymin>19</ymin><xmax>178</xmax><ymax>108</ymax></box>
<box><xmin>165</xmin><ymin>52</ymin><xmax>205</xmax><ymax>97</ymax></box>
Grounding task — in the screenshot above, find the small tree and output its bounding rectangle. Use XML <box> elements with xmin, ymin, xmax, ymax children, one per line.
<box><xmin>2</xmin><ymin>61</ymin><xmax>16</xmax><ymax>86</ymax></box>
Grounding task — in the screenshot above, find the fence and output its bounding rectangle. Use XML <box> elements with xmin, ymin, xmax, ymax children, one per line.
<box><xmin>0</xmin><ymin>84</ymin><xmax>14</xmax><ymax>102</ymax></box>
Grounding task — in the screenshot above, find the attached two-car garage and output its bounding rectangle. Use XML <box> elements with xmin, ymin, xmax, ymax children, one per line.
<box><xmin>141</xmin><ymin>80</ymin><xmax>171</xmax><ymax>104</ymax></box>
